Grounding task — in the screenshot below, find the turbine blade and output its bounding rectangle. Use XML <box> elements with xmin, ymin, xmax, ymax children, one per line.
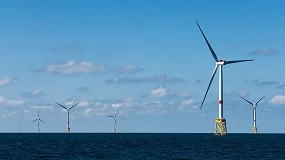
<box><xmin>38</xmin><ymin>109</ymin><xmax>39</xmax><ymax>118</ymax></box>
<box><xmin>115</xmin><ymin>110</ymin><xmax>119</xmax><ymax>118</ymax></box>
<box><xmin>225</xmin><ymin>59</ymin><xmax>253</xmax><ymax>65</ymax></box>
<box><xmin>106</xmin><ymin>115</ymin><xmax>114</xmax><ymax>117</ymax></box>
<box><xmin>31</xmin><ymin>119</ymin><xmax>37</xmax><ymax>123</ymax></box>
<box><xmin>69</xmin><ymin>101</ymin><xmax>81</xmax><ymax>111</ymax></box>
<box><xmin>55</xmin><ymin>102</ymin><xmax>68</xmax><ymax>110</ymax></box>
<box><xmin>39</xmin><ymin>119</ymin><xmax>45</xmax><ymax>124</ymax></box>
<box><xmin>256</xmin><ymin>94</ymin><xmax>267</xmax><ymax>105</ymax></box>
<box><xmin>240</xmin><ymin>96</ymin><xmax>254</xmax><ymax>106</ymax></box>
<box><xmin>200</xmin><ymin>65</ymin><xmax>219</xmax><ymax>109</ymax></box>
<box><xmin>196</xmin><ymin>21</ymin><xmax>218</xmax><ymax>62</ymax></box>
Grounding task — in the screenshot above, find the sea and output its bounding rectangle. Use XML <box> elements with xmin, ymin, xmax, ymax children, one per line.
<box><xmin>0</xmin><ymin>133</ymin><xmax>284</xmax><ymax>159</ymax></box>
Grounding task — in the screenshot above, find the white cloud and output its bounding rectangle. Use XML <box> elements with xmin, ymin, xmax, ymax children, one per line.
<box><xmin>0</xmin><ymin>96</ymin><xmax>24</xmax><ymax>106</ymax></box>
<box><xmin>2</xmin><ymin>111</ymin><xmax>17</xmax><ymax>119</ymax></box>
<box><xmin>181</xmin><ymin>98</ymin><xmax>195</xmax><ymax>106</ymax></box>
<box><xmin>32</xmin><ymin>105</ymin><xmax>52</xmax><ymax>110</ymax></box>
<box><xmin>116</xmin><ymin>64</ymin><xmax>143</xmax><ymax>74</ymax></box>
<box><xmin>65</xmin><ymin>100</ymin><xmax>89</xmax><ymax>107</ymax></box>
<box><xmin>44</xmin><ymin>61</ymin><xmax>144</xmax><ymax>75</ymax></box>
<box><xmin>176</xmin><ymin>98</ymin><xmax>200</xmax><ymax>113</ymax></box>
<box><xmin>65</xmin><ymin>100</ymin><xmax>80</xmax><ymax>105</ymax></box>
<box><xmin>112</xmin><ymin>103</ymin><xmax>124</xmax><ymax>108</ymax></box>
<box><xmin>0</xmin><ymin>77</ymin><xmax>11</xmax><ymax>86</ymax></box>
<box><xmin>21</xmin><ymin>89</ymin><xmax>46</xmax><ymax>98</ymax></box>
<box><xmin>83</xmin><ymin>108</ymin><xmax>93</xmax><ymax>117</ymax></box>
<box><xmin>79</xmin><ymin>101</ymin><xmax>90</xmax><ymax>107</ymax></box>
<box><xmin>105</xmin><ymin>74</ymin><xmax>185</xmax><ymax>84</ymax></box>
<box><xmin>180</xmin><ymin>91</ymin><xmax>190</xmax><ymax>97</ymax></box>
<box><xmin>24</xmin><ymin>109</ymin><xmax>32</xmax><ymax>115</ymax></box>
<box><xmin>45</xmin><ymin>60</ymin><xmax>109</xmax><ymax>75</ymax></box>
<box><xmin>148</xmin><ymin>87</ymin><xmax>172</xmax><ymax>98</ymax></box>
<box><xmin>122</xmin><ymin>97</ymin><xmax>135</xmax><ymax>108</ymax></box>
<box><xmin>271</xmin><ymin>95</ymin><xmax>285</xmax><ymax>105</ymax></box>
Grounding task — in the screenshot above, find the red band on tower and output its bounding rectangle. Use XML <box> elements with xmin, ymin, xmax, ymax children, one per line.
<box><xmin>218</xmin><ymin>100</ymin><xmax>223</xmax><ymax>104</ymax></box>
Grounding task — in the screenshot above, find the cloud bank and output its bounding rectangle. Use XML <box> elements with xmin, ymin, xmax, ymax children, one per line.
<box><xmin>43</xmin><ymin>61</ymin><xmax>143</xmax><ymax>75</ymax></box>
<box><xmin>105</xmin><ymin>74</ymin><xmax>185</xmax><ymax>84</ymax></box>
<box><xmin>0</xmin><ymin>77</ymin><xmax>11</xmax><ymax>86</ymax></box>
<box><xmin>251</xmin><ymin>79</ymin><xmax>285</xmax><ymax>89</ymax></box>
<box><xmin>45</xmin><ymin>60</ymin><xmax>109</xmax><ymax>75</ymax></box>
<box><xmin>271</xmin><ymin>95</ymin><xmax>285</xmax><ymax>105</ymax></box>
<box><xmin>249</xmin><ymin>48</ymin><xmax>279</xmax><ymax>56</ymax></box>
<box><xmin>0</xmin><ymin>96</ymin><xmax>24</xmax><ymax>106</ymax></box>
<box><xmin>21</xmin><ymin>90</ymin><xmax>46</xmax><ymax>98</ymax></box>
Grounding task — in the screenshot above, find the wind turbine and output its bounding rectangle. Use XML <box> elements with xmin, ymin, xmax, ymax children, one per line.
<box><xmin>17</xmin><ymin>121</ymin><xmax>23</xmax><ymax>133</ymax></box>
<box><xmin>31</xmin><ymin>109</ymin><xmax>45</xmax><ymax>133</ymax></box>
<box><xmin>197</xmin><ymin>21</ymin><xmax>253</xmax><ymax>135</ymax></box>
<box><xmin>106</xmin><ymin>110</ymin><xmax>119</xmax><ymax>133</ymax></box>
<box><xmin>240</xmin><ymin>94</ymin><xmax>266</xmax><ymax>134</ymax></box>
<box><xmin>55</xmin><ymin>101</ymin><xmax>80</xmax><ymax>133</ymax></box>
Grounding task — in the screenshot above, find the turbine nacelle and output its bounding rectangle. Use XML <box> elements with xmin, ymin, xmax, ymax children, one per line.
<box><xmin>216</xmin><ymin>60</ymin><xmax>225</xmax><ymax>65</ymax></box>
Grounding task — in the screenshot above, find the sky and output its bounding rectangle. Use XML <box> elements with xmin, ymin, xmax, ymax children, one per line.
<box><xmin>0</xmin><ymin>0</ymin><xmax>285</xmax><ymax>133</ymax></box>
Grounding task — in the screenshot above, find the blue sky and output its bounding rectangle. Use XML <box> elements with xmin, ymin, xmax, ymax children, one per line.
<box><xmin>0</xmin><ymin>0</ymin><xmax>285</xmax><ymax>133</ymax></box>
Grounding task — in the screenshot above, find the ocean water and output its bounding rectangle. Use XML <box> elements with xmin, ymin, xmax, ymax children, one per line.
<box><xmin>0</xmin><ymin>133</ymin><xmax>284</xmax><ymax>159</ymax></box>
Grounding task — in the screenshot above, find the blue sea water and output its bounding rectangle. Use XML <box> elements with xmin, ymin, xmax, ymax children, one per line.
<box><xmin>0</xmin><ymin>133</ymin><xmax>284</xmax><ymax>159</ymax></box>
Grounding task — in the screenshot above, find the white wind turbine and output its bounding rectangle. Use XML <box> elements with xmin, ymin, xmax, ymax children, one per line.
<box><xmin>106</xmin><ymin>110</ymin><xmax>119</xmax><ymax>133</ymax></box>
<box><xmin>55</xmin><ymin>101</ymin><xmax>81</xmax><ymax>133</ymax></box>
<box><xmin>240</xmin><ymin>94</ymin><xmax>266</xmax><ymax>134</ymax></box>
<box><xmin>197</xmin><ymin>21</ymin><xmax>253</xmax><ymax>135</ymax></box>
<box><xmin>17</xmin><ymin>121</ymin><xmax>23</xmax><ymax>133</ymax></box>
<box><xmin>31</xmin><ymin>109</ymin><xmax>45</xmax><ymax>133</ymax></box>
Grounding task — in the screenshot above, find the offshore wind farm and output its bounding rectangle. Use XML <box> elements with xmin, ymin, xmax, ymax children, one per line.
<box><xmin>0</xmin><ymin>2</ymin><xmax>284</xmax><ymax>134</ymax></box>
<box><xmin>1</xmin><ymin>0</ymin><xmax>285</xmax><ymax>159</ymax></box>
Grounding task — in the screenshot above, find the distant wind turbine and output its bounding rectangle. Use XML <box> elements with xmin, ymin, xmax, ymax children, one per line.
<box><xmin>17</xmin><ymin>121</ymin><xmax>23</xmax><ymax>133</ymax></box>
<box><xmin>240</xmin><ymin>94</ymin><xmax>267</xmax><ymax>134</ymax></box>
<box><xmin>106</xmin><ymin>110</ymin><xmax>119</xmax><ymax>133</ymax></box>
<box><xmin>31</xmin><ymin>109</ymin><xmax>45</xmax><ymax>133</ymax></box>
<box><xmin>197</xmin><ymin>21</ymin><xmax>253</xmax><ymax>136</ymax></box>
<box><xmin>55</xmin><ymin>101</ymin><xmax>80</xmax><ymax>133</ymax></box>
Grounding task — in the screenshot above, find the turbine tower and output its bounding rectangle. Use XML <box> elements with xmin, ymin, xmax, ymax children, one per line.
<box><xmin>106</xmin><ymin>110</ymin><xmax>119</xmax><ymax>133</ymax></box>
<box><xmin>55</xmin><ymin>101</ymin><xmax>80</xmax><ymax>133</ymax></box>
<box><xmin>240</xmin><ymin>94</ymin><xmax>266</xmax><ymax>134</ymax></box>
<box><xmin>31</xmin><ymin>109</ymin><xmax>45</xmax><ymax>133</ymax></box>
<box><xmin>197</xmin><ymin>21</ymin><xmax>253</xmax><ymax>136</ymax></box>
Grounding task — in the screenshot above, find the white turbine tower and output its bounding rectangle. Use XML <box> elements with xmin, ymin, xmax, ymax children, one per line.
<box><xmin>197</xmin><ymin>21</ymin><xmax>253</xmax><ymax>135</ymax></box>
<box><xmin>106</xmin><ymin>110</ymin><xmax>119</xmax><ymax>133</ymax></box>
<box><xmin>55</xmin><ymin>101</ymin><xmax>80</xmax><ymax>133</ymax></box>
<box><xmin>240</xmin><ymin>94</ymin><xmax>266</xmax><ymax>134</ymax></box>
<box><xmin>31</xmin><ymin>109</ymin><xmax>45</xmax><ymax>133</ymax></box>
